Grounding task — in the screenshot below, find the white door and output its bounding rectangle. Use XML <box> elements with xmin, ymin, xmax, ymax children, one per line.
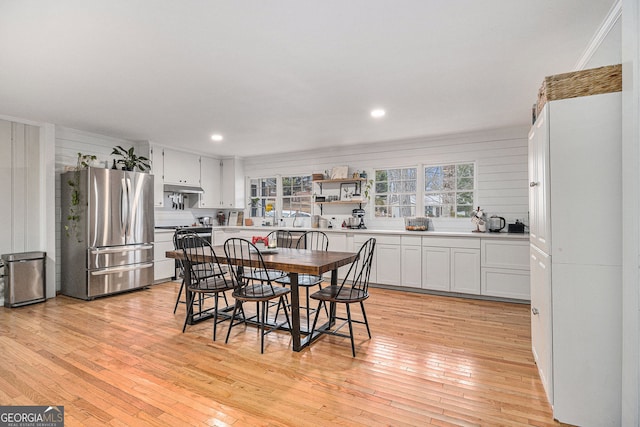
<box><xmin>450</xmin><ymin>248</ymin><xmax>480</xmax><ymax>294</ymax></box>
<box><xmin>530</xmin><ymin>245</ymin><xmax>553</xmax><ymax>404</ymax></box>
<box><xmin>200</xmin><ymin>157</ymin><xmax>221</xmax><ymax>208</ymax></box>
<box><xmin>528</xmin><ymin>109</ymin><xmax>550</xmax><ymax>253</ymax></box>
<box><xmin>375</xmin><ymin>244</ymin><xmax>401</xmax><ymax>286</ymax></box>
<box><xmin>401</xmin><ymin>244</ymin><xmax>422</xmax><ymax>288</ymax></box>
<box><xmin>422</xmin><ymin>246</ymin><xmax>450</xmax><ymax>291</ymax></box>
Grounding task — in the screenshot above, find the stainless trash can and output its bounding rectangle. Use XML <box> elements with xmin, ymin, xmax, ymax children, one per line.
<box><xmin>2</xmin><ymin>251</ymin><xmax>46</xmax><ymax>308</ymax></box>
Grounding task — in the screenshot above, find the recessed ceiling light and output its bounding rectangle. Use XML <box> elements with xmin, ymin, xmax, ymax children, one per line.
<box><xmin>211</xmin><ymin>134</ymin><xmax>223</xmax><ymax>142</ymax></box>
<box><xmin>370</xmin><ymin>109</ymin><xmax>386</xmax><ymax>118</ymax></box>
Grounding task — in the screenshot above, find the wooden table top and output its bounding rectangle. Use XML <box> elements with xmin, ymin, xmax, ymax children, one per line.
<box><xmin>166</xmin><ymin>246</ymin><xmax>358</xmax><ymax>276</ymax></box>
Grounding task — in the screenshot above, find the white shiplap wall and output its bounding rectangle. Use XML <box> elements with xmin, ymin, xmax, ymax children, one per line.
<box><xmin>242</xmin><ymin>126</ymin><xmax>530</xmax><ymax>231</ymax></box>
<box><xmin>54</xmin><ymin>126</ymin><xmax>147</xmax><ymax>289</ymax></box>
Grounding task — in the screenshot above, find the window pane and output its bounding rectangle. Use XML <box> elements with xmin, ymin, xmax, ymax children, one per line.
<box><xmin>374</xmin><ymin>167</ymin><xmax>417</xmax><ymax>218</ymax></box>
<box><xmin>423</xmin><ymin>162</ymin><xmax>475</xmax><ymax>218</ymax></box>
<box><xmin>457</xmin><ymin>177</ymin><xmax>474</xmax><ymax>190</ymax></box>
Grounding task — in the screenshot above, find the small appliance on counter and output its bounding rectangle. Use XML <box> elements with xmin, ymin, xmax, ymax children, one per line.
<box><xmin>488</xmin><ymin>215</ymin><xmax>506</xmax><ymax>232</ymax></box>
<box><xmin>349</xmin><ymin>208</ymin><xmax>366</xmax><ymax>229</ymax></box>
<box><xmin>507</xmin><ymin>220</ymin><xmax>526</xmax><ymax>233</ymax></box>
<box><xmin>197</xmin><ymin>216</ymin><xmax>212</xmax><ymax>226</ymax></box>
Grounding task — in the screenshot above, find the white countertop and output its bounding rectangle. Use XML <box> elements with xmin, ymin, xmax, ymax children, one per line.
<box><xmin>210</xmin><ymin>225</ymin><xmax>529</xmax><ymax>240</ymax></box>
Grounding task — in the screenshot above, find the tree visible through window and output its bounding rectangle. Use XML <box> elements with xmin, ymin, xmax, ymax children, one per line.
<box><xmin>424</xmin><ymin>163</ymin><xmax>475</xmax><ymax>218</ymax></box>
<box><xmin>282</xmin><ymin>175</ymin><xmax>312</xmax><ymax>217</ymax></box>
<box><xmin>374</xmin><ymin>168</ymin><xmax>417</xmax><ymax>218</ymax></box>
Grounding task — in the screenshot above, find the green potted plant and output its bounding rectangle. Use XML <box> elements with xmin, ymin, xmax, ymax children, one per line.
<box><xmin>363</xmin><ymin>179</ymin><xmax>374</xmax><ymax>201</ymax></box>
<box><xmin>65</xmin><ymin>152</ymin><xmax>97</xmax><ymax>242</ymax></box>
<box><xmin>111</xmin><ymin>145</ymin><xmax>150</xmax><ymax>172</ymax></box>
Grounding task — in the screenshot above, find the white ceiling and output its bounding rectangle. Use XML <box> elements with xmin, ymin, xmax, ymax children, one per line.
<box><xmin>0</xmin><ymin>0</ymin><xmax>617</xmax><ymax>157</ymax></box>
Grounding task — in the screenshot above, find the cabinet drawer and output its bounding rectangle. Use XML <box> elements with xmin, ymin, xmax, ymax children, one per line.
<box><xmin>154</xmin><ymin>230</ymin><xmax>174</xmax><ymax>243</ymax></box>
<box><xmin>481</xmin><ymin>267</ymin><xmax>530</xmax><ymax>300</ymax></box>
<box><xmin>423</xmin><ymin>237</ymin><xmax>480</xmax><ymax>249</ymax></box>
<box><xmin>401</xmin><ymin>235</ymin><xmax>422</xmax><ymax>246</ymax></box>
<box><xmin>481</xmin><ymin>240</ymin><xmax>529</xmax><ymax>270</ymax></box>
<box><xmin>353</xmin><ymin>234</ymin><xmax>398</xmax><ymax>245</ymax></box>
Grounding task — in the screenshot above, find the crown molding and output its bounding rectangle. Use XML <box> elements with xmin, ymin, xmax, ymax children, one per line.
<box><xmin>574</xmin><ymin>0</ymin><xmax>622</xmax><ymax>70</ymax></box>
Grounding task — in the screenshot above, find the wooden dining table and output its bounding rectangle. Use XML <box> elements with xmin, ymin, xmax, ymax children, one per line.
<box><xmin>166</xmin><ymin>246</ymin><xmax>358</xmax><ymax>351</ymax></box>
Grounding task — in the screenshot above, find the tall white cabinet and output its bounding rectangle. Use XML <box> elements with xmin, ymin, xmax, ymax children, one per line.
<box><xmin>529</xmin><ymin>92</ymin><xmax>622</xmax><ymax>427</ymax></box>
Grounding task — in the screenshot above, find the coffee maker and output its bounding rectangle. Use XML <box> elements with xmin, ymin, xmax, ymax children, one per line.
<box><xmin>351</xmin><ymin>208</ymin><xmax>366</xmax><ymax>229</ymax></box>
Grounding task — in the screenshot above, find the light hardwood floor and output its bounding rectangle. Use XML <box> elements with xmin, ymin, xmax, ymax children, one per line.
<box><xmin>0</xmin><ymin>282</ymin><xmax>566</xmax><ymax>426</ymax></box>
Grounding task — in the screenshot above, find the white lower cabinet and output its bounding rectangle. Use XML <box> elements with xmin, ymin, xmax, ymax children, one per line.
<box><xmin>450</xmin><ymin>248</ymin><xmax>481</xmax><ymax>294</ymax></box>
<box><xmin>481</xmin><ymin>239</ymin><xmax>530</xmax><ymax>300</ymax></box>
<box><xmin>421</xmin><ymin>246</ymin><xmax>450</xmax><ymax>291</ymax></box>
<box><xmin>353</xmin><ymin>234</ymin><xmax>377</xmax><ymax>284</ymax></box>
<box><xmin>401</xmin><ymin>236</ymin><xmax>422</xmax><ymax>288</ymax></box>
<box><xmin>422</xmin><ymin>238</ymin><xmax>480</xmax><ymax>294</ymax></box>
<box><xmin>154</xmin><ymin>231</ymin><xmax>176</xmax><ymax>283</ymax></box>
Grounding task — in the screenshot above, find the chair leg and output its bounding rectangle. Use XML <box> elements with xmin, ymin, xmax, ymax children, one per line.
<box><xmin>182</xmin><ymin>291</ymin><xmax>196</xmax><ymax>333</ymax></box>
<box><xmin>317</xmin><ymin>284</ymin><xmax>329</xmax><ymax>316</ymax></box>
<box><xmin>212</xmin><ymin>293</ymin><xmax>219</xmax><ymax>341</ymax></box>
<box><xmin>281</xmin><ymin>295</ymin><xmax>292</xmax><ymax>331</ymax></box>
<box><xmin>360</xmin><ymin>301</ymin><xmax>371</xmax><ymax>339</ymax></box>
<box><xmin>173</xmin><ymin>279</ymin><xmax>185</xmax><ymax>313</ymax></box>
<box><xmin>346</xmin><ymin>304</ymin><xmax>356</xmax><ymax>357</ymax></box>
<box><xmin>225</xmin><ymin>300</ymin><xmax>241</xmax><ymax>344</ymax></box>
<box><xmin>310</xmin><ymin>300</ymin><xmax>324</xmax><ymax>337</ymax></box>
<box><xmin>305</xmin><ymin>287</ymin><xmax>311</xmax><ymax>332</ymax></box>
<box><xmin>260</xmin><ymin>301</ymin><xmax>267</xmax><ymax>354</ymax></box>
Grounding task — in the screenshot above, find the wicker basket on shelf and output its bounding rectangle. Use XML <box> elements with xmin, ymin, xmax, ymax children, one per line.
<box><xmin>536</xmin><ymin>64</ymin><xmax>622</xmax><ymax>117</ymax></box>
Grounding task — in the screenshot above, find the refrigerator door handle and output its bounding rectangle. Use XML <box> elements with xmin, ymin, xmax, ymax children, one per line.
<box><xmin>90</xmin><ymin>245</ymin><xmax>153</xmax><ymax>255</ymax></box>
<box><xmin>90</xmin><ymin>262</ymin><xmax>154</xmax><ymax>276</ymax></box>
<box><xmin>120</xmin><ymin>178</ymin><xmax>128</xmax><ymax>236</ymax></box>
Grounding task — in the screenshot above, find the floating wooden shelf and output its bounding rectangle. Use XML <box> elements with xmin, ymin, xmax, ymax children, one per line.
<box><xmin>312</xmin><ymin>178</ymin><xmax>367</xmax><ymax>184</ymax></box>
<box><xmin>314</xmin><ymin>200</ymin><xmax>367</xmax><ymax>205</ymax></box>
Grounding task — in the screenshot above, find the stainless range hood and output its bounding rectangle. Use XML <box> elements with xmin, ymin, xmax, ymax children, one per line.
<box><xmin>163</xmin><ymin>184</ymin><xmax>204</xmax><ymax>194</ymax></box>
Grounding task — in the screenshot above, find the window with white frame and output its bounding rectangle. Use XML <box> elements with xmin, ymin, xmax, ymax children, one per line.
<box><xmin>424</xmin><ymin>163</ymin><xmax>475</xmax><ymax>218</ymax></box>
<box><xmin>249</xmin><ymin>177</ymin><xmax>277</xmax><ymax>218</ymax></box>
<box><xmin>374</xmin><ymin>167</ymin><xmax>417</xmax><ymax>218</ymax></box>
<box><xmin>281</xmin><ymin>175</ymin><xmax>312</xmax><ymax>217</ymax></box>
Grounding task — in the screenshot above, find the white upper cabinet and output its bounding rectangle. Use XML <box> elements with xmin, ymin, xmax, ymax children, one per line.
<box><xmin>528</xmin><ymin>109</ymin><xmax>550</xmax><ymax>254</ymax></box>
<box><xmin>200</xmin><ymin>157</ymin><xmax>221</xmax><ymax>208</ymax></box>
<box><xmin>150</xmin><ymin>145</ymin><xmax>164</xmax><ymax>207</ymax></box>
<box><xmin>221</xmin><ymin>157</ymin><xmax>245</xmax><ymax>209</ymax></box>
<box><xmin>163</xmin><ymin>149</ymin><xmax>201</xmax><ymax>186</ymax></box>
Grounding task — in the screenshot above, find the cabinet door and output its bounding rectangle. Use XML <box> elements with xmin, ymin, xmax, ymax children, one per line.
<box><xmin>530</xmin><ymin>245</ymin><xmax>553</xmax><ymax>404</ymax></box>
<box><xmin>401</xmin><ymin>245</ymin><xmax>421</xmax><ymax>288</ymax></box>
<box><xmin>422</xmin><ymin>246</ymin><xmax>450</xmax><ymax>291</ymax></box>
<box><xmin>450</xmin><ymin>248</ymin><xmax>480</xmax><ymax>294</ymax></box>
<box><xmin>375</xmin><ymin>243</ymin><xmax>400</xmax><ymax>286</ymax></box>
<box><xmin>221</xmin><ymin>158</ymin><xmax>245</xmax><ymax>208</ymax></box>
<box><xmin>153</xmin><ymin>232</ymin><xmax>176</xmax><ymax>282</ymax></box>
<box><xmin>528</xmin><ymin>109</ymin><xmax>550</xmax><ymax>253</ymax></box>
<box><xmin>199</xmin><ymin>157</ymin><xmax>221</xmax><ymax>208</ymax></box>
<box><xmin>150</xmin><ymin>146</ymin><xmax>164</xmax><ymax>207</ymax></box>
<box><xmin>164</xmin><ymin>149</ymin><xmax>201</xmax><ymax>185</ymax></box>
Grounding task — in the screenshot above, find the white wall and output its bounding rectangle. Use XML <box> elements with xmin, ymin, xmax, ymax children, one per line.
<box><xmin>0</xmin><ymin>119</ymin><xmax>43</xmax><ymax>304</ymax></box>
<box><xmin>243</xmin><ymin>126</ymin><xmax>529</xmax><ymax>232</ymax></box>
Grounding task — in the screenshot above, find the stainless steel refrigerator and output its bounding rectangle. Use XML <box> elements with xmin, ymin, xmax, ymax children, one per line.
<box><xmin>61</xmin><ymin>167</ymin><xmax>154</xmax><ymax>299</ymax></box>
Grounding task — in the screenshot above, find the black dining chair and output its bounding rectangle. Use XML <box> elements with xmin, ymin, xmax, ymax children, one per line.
<box><xmin>180</xmin><ymin>232</ymin><xmax>235</xmax><ymax>341</ymax></box>
<box><xmin>173</xmin><ymin>228</ymin><xmax>227</xmax><ymax>313</ymax></box>
<box><xmin>223</xmin><ymin>238</ymin><xmax>292</xmax><ymax>353</ymax></box>
<box><xmin>275</xmin><ymin>230</ymin><xmax>330</xmax><ymax>330</ymax></box>
<box><xmin>172</xmin><ymin>228</ymin><xmax>194</xmax><ymax>313</ymax></box>
<box><xmin>309</xmin><ymin>237</ymin><xmax>376</xmax><ymax>357</ymax></box>
<box><xmin>266</xmin><ymin>229</ymin><xmax>293</xmax><ymax>249</ymax></box>
<box><xmin>241</xmin><ymin>230</ymin><xmax>292</xmax><ymax>282</ymax></box>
